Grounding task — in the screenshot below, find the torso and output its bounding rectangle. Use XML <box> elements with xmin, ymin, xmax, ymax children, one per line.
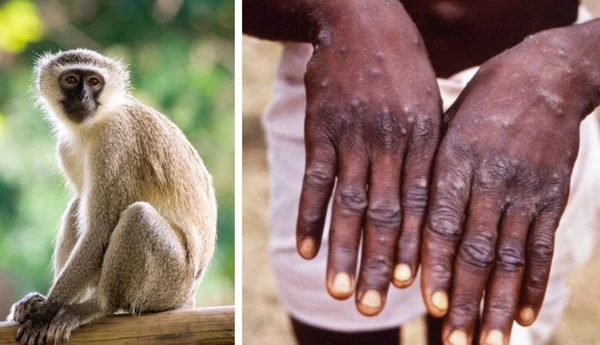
<box><xmin>402</xmin><ymin>0</ymin><xmax>580</xmax><ymax>77</ymax></box>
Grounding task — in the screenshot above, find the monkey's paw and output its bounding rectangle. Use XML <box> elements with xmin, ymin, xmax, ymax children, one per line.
<box><xmin>45</xmin><ymin>308</ymin><xmax>82</xmax><ymax>344</ymax></box>
<box><xmin>7</xmin><ymin>293</ymin><xmax>47</xmax><ymax>323</ymax></box>
<box><xmin>16</xmin><ymin>311</ymin><xmax>55</xmax><ymax>345</ymax></box>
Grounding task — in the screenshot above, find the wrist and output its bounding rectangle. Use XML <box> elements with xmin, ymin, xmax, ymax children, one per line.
<box><xmin>515</xmin><ymin>23</ymin><xmax>600</xmax><ymax>121</ymax></box>
<box><xmin>569</xmin><ymin>19</ymin><xmax>600</xmax><ymax>114</ymax></box>
<box><xmin>307</xmin><ymin>0</ymin><xmax>414</xmax><ymax>45</ymax></box>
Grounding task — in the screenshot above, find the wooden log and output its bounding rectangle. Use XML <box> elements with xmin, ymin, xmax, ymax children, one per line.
<box><xmin>0</xmin><ymin>306</ymin><xmax>234</xmax><ymax>344</ymax></box>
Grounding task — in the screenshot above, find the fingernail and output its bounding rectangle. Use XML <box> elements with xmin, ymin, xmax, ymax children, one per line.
<box><xmin>448</xmin><ymin>330</ymin><xmax>468</xmax><ymax>345</ymax></box>
<box><xmin>431</xmin><ymin>290</ymin><xmax>448</xmax><ymax>313</ymax></box>
<box><xmin>330</xmin><ymin>273</ymin><xmax>353</xmax><ymax>298</ymax></box>
<box><xmin>483</xmin><ymin>330</ymin><xmax>504</xmax><ymax>345</ymax></box>
<box><xmin>299</xmin><ymin>237</ymin><xmax>316</xmax><ymax>259</ymax></box>
<box><xmin>393</xmin><ymin>264</ymin><xmax>412</xmax><ymax>283</ymax></box>
<box><xmin>519</xmin><ymin>306</ymin><xmax>536</xmax><ymax>325</ymax></box>
<box><xmin>358</xmin><ymin>289</ymin><xmax>382</xmax><ymax>316</ymax></box>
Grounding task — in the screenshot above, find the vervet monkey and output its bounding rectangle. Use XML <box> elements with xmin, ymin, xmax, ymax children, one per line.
<box><xmin>6</xmin><ymin>49</ymin><xmax>217</xmax><ymax>345</ymax></box>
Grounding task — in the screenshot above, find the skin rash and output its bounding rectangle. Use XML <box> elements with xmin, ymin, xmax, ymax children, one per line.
<box><xmin>244</xmin><ymin>0</ymin><xmax>600</xmax><ymax>344</ymax></box>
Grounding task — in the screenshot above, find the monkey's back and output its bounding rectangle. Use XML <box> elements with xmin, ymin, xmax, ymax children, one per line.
<box><xmin>92</xmin><ymin>98</ymin><xmax>217</xmax><ymax>273</ymax></box>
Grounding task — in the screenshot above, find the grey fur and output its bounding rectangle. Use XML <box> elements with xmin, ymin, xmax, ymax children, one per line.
<box><xmin>7</xmin><ymin>49</ymin><xmax>217</xmax><ymax>345</ymax></box>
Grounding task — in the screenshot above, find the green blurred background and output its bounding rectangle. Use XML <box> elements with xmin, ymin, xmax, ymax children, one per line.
<box><xmin>0</xmin><ymin>0</ymin><xmax>234</xmax><ymax>315</ymax></box>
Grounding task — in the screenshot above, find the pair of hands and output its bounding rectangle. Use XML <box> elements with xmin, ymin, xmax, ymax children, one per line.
<box><xmin>295</xmin><ymin>3</ymin><xmax>596</xmax><ymax>344</ymax></box>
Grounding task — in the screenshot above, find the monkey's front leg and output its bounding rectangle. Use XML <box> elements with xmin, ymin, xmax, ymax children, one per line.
<box><xmin>16</xmin><ymin>236</ymin><xmax>108</xmax><ymax>345</ymax></box>
<box><xmin>16</xmin><ymin>193</ymin><xmax>122</xmax><ymax>345</ymax></box>
<box><xmin>7</xmin><ymin>198</ymin><xmax>80</xmax><ymax>325</ymax></box>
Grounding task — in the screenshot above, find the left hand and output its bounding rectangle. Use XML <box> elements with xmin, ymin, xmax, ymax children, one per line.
<box><xmin>420</xmin><ymin>25</ymin><xmax>599</xmax><ymax>345</ymax></box>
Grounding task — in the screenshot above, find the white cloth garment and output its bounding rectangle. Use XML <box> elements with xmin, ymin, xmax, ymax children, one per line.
<box><xmin>263</xmin><ymin>6</ymin><xmax>600</xmax><ymax>344</ymax></box>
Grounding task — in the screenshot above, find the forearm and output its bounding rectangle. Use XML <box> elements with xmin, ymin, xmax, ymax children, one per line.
<box><xmin>47</xmin><ymin>234</ymin><xmax>105</xmax><ymax>304</ymax></box>
<box><xmin>484</xmin><ymin>19</ymin><xmax>600</xmax><ymax>124</ymax></box>
<box><xmin>570</xmin><ymin>18</ymin><xmax>600</xmax><ymax>114</ymax></box>
<box><xmin>242</xmin><ymin>0</ymin><xmax>320</xmax><ymax>41</ymax></box>
<box><xmin>242</xmin><ymin>0</ymin><xmax>415</xmax><ymax>44</ymax></box>
<box><xmin>47</xmin><ymin>190</ymin><xmax>124</xmax><ymax>305</ymax></box>
<box><xmin>53</xmin><ymin>197</ymin><xmax>80</xmax><ymax>279</ymax></box>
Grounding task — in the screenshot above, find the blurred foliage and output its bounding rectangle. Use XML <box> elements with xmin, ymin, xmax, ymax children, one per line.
<box><xmin>0</xmin><ymin>0</ymin><xmax>234</xmax><ymax>311</ymax></box>
<box><xmin>0</xmin><ymin>0</ymin><xmax>44</xmax><ymax>53</ymax></box>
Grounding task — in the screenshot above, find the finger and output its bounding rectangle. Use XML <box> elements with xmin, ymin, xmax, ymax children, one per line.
<box><xmin>421</xmin><ymin>151</ymin><xmax>472</xmax><ymax>318</ymax></box>
<box><xmin>30</xmin><ymin>330</ymin><xmax>39</xmax><ymax>345</ymax></box>
<box><xmin>325</xmin><ymin>149</ymin><xmax>369</xmax><ymax>299</ymax></box>
<box><xmin>480</xmin><ymin>206</ymin><xmax>532</xmax><ymax>345</ymax></box>
<box><xmin>60</xmin><ymin>323</ymin><xmax>71</xmax><ymax>344</ymax></box>
<box><xmin>16</xmin><ymin>321</ymin><xmax>27</xmax><ymax>340</ymax></box>
<box><xmin>58</xmin><ymin>321</ymin><xmax>69</xmax><ymax>344</ymax></box>
<box><xmin>38</xmin><ymin>325</ymin><xmax>47</xmax><ymax>345</ymax></box>
<box><xmin>395</xmin><ymin>115</ymin><xmax>439</xmax><ymax>287</ymax></box>
<box><xmin>22</xmin><ymin>326</ymin><xmax>33</xmax><ymax>345</ymax></box>
<box><xmin>47</xmin><ymin>319</ymin><xmax>59</xmax><ymax>345</ymax></box>
<box><xmin>354</xmin><ymin>149</ymin><xmax>403</xmax><ymax>316</ymax></box>
<box><xmin>443</xmin><ymin>192</ymin><xmax>504</xmax><ymax>345</ymax></box>
<box><xmin>296</xmin><ymin>140</ymin><xmax>337</xmax><ymax>260</ymax></box>
<box><xmin>517</xmin><ymin>206</ymin><xmax>563</xmax><ymax>326</ymax></box>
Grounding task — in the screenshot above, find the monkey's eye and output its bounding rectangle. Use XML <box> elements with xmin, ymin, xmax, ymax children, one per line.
<box><xmin>65</xmin><ymin>76</ymin><xmax>78</xmax><ymax>85</ymax></box>
<box><xmin>88</xmin><ymin>77</ymin><xmax>100</xmax><ymax>87</ymax></box>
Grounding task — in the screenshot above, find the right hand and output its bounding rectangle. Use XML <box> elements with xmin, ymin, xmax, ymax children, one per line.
<box><xmin>7</xmin><ymin>292</ymin><xmax>46</xmax><ymax>323</ymax></box>
<box><xmin>296</xmin><ymin>0</ymin><xmax>442</xmax><ymax>316</ymax></box>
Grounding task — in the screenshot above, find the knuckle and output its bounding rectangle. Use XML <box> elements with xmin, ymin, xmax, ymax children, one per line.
<box><xmin>486</xmin><ymin>299</ymin><xmax>516</xmax><ymax>318</ymax></box>
<box><xmin>331</xmin><ymin>240</ymin><xmax>359</xmax><ymax>260</ymax></box>
<box><xmin>429</xmin><ymin>262</ymin><xmax>452</xmax><ymax>282</ymax></box>
<box><xmin>543</xmin><ymin>196</ymin><xmax>568</xmax><ymax>214</ymax></box>
<box><xmin>450</xmin><ymin>295</ymin><xmax>480</xmax><ymax>320</ymax></box>
<box><xmin>402</xmin><ymin>181</ymin><xmax>429</xmax><ymax>216</ymax></box>
<box><xmin>374</xmin><ymin>109</ymin><xmax>403</xmax><ymax>149</ymax></box>
<box><xmin>366</xmin><ymin>200</ymin><xmax>401</xmax><ymax>228</ymax></box>
<box><xmin>477</xmin><ymin>157</ymin><xmax>515</xmax><ymax>190</ymax></box>
<box><xmin>304</xmin><ymin>164</ymin><xmax>335</xmax><ymax>191</ymax></box>
<box><xmin>398</xmin><ymin>229</ymin><xmax>420</xmax><ymax>252</ymax></box>
<box><xmin>529</xmin><ymin>232</ymin><xmax>554</xmax><ymax>261</ymax></box>
<box><xmin>306</xmin><ymin>105</ymin><xmax>342</xmax><ymax>133</ymax></box>
<box><xmin>512</xmin><ymin>170</ymin><xmax>543</xmax><ymax>192</ymax></box>
<box><xmin>412</xmin><ymin>114</ymin><xmax>438</xmax><ymax>144</ymax></box>
<box><xmin>298</xmin><ymin>210</ymin><xmax>323</xmax><ymax>231</ymax></box>
<box><xmin>363</xmin><ymin>253</ymin><xmax>394</xmax><ymax>277</ymax></box>
<box><xmin>459</xmin><ymin>232</ymin><xmax>496</xmax><ymax>269</ymax></box>
<box><xmin>541</xmin><ymin>183</ymin><xmax>569</xmax><ymax>212</ymax></box>
<box><xmin>335</xmin><ymin>188</ymin><xmax>368</xmax><ymax>214</ymax></box>
<box><xmin>445</xmin><ymin>141</ymin><xmax>473</xmax><ymax>165</ymax></box>
<box><xmin>427</xmin><ymin>202</ymin><xmax>464</xmax><ymax>240</ymax></box>
<box><xmin>496</xmin><ymin>242</ymin><xmax>526</xmax><ymax>272</ymax></box>
<box><xmin>524</xmin><ymin>274</ymin><xmax>546</xmax><ymax>297</ymax></box>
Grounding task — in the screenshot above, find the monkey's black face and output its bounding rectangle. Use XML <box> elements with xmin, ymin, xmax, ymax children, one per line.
<box><xmin>59</xmin><ymin>69</ymin><xmax>105</xmax><ymax>123</ymax></box>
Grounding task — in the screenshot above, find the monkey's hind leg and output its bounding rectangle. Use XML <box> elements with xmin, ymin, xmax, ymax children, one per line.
<box><xmin>45</xmin><ymin>201</ymin><xmax>194</xmax><ymax>344</ymax></box>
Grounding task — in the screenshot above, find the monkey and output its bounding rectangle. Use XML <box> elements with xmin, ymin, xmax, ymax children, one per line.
<box><xmin>6</xmin><ymin>49</ymin><xmax>217</xmax><ymax>345</ymax></box>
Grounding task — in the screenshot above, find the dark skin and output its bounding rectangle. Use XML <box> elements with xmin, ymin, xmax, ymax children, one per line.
<box><xmin>247</xmin><ymin>0</ymin><xmax>442</xmax><ymax>316</ymax></box>
<box><xmin>244</xmin><ymin>0</ymin><xmax>600</xmax><ymax>344</ymax></box>
<box><xmin>401</xmin><ymin>0</ymin><xmax>580</xmax><ymax>77</ymax></box>
<box><xmin>422</xmin><ymin>22</ymin><xmax>600</xmax><ymax>345</ymax></box>
<box><xmin>59</xmin><ymin>69</ymin><xmax>104</xmax><ymax>123</ymax></box>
